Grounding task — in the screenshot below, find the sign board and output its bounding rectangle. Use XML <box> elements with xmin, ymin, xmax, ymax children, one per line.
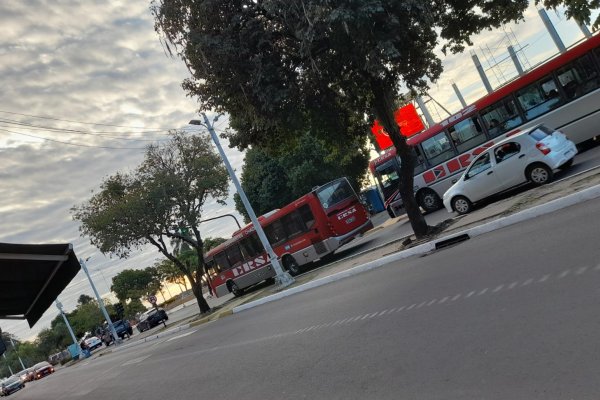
<box><xmin>148</xmin><ymin>295</ymin><xmax>157</xmax><ymax>304</ymax></box>
<box><xmin>371</xmin><ymin>103</ymin><xmax>425</xmax><ymax>150</ymax></box>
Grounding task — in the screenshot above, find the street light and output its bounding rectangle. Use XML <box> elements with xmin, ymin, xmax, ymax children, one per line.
<box><xmin>55</xmin><ymin>300</ymin><xmax>82</xmax><ymax>358</ymax></box>
<box><xmin>189</xmin><ymin>114</ymin><xmax>294</xmax><ymax>288</ymax></box>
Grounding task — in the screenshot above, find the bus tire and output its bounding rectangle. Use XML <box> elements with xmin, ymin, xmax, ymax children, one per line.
<box><xmin>526</xmin><ymin>163</ymin><xmax>553</xmax><ymax>186</ymax></box>
<box><xmin>451</xmin><ymin>196</ymin><xmax>473</xmax><ymax>215</ymax></box>
<box><xmin>283</xmin><ymin>256</ymin><xmax>302</xmax><ymax>276</ymax></box>
<box><xmin>417</xmin><ymin>189</ymin><xmax>442</xmax><ymax>213</ymax></box>
<box><xmin>228</xmin><ymin>281</ymin><xmax>244</xmax><ymax>297</ymax></box>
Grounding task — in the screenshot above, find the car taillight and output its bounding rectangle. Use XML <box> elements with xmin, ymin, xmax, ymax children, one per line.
<box><xmin>536</xmin><ymin>142</ymin><xmax>551</xmax><ymax>155</ymax></box>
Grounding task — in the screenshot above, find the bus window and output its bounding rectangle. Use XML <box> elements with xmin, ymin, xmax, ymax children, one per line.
<box><xmin>376</xmin><ymin>160</ymin><xmax>400</xmax><ymax>189</ymax></box>
<box><xmin>282</xmin><ymin>210</ymin><xmax>306</xmax><ymax>239</ymax></box>
<box><xmin>421</xmin><ymin>131</ymin><xmax>456</xmax><ymax>166</ymax></box>
<box><xmin>214</xmin><ymin>252</ymin><xmax>230</xmax><ymax>271</ymax></box>
<box><xmin>481</xmin><ymin>97</ymin><xmax>523</xmax><ymax>137</ymax></box>
<box><xmin>299</xmin><ymin>204</ymin><xmax>315</xmax><ymax>230</ymax></box>
<box><xmin>556</xmin><ymin>54</ymin><xmax>600</xmax><ymax>100</ymax></box>
<box><xmin>226</xmin><ymin>244</ymin><xmax>243</xmax><ymax>268</ymax></box>
<box><xmin>265</xmin><ymin>220</ymin><xmax>287</xmax><ymax>246</ymax></box>
<box><xmin>413</xmin><ymin>147</ymin><xmax>427</xmax><ymax>175</ymax></box>
<box><xmin>316</xmin><ymin>179</ymin><xmax>355</xmax><ymax>210</ymax></box>
<box><xmin>448</xmin><ymin>117</ymin><xmax>487</xmax><ymax>153</ymax></box>
<box><xmin>240</xmin><ymin>233</ymin><xmax>262</xmax><ymax>259</ymax></box>
<box><xmin>516</xmin><ymin>76</ymin><xmax>562</xmax><ymax>120</ymax></box>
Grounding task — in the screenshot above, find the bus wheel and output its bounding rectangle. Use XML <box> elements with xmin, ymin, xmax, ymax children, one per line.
<box><xmin>418</xmin><ymin>189</ymin><xmax>442</xmax><ymax>213</ymax></box>
<box><xmin>229</xmin><ymin>282</ymin><xmax>243</xmax><ymax>297</ymax></box>
<box><xmin>284</xmin><ymin>256</ymin><xmax>302</xmax><ymax>276</ymax></box>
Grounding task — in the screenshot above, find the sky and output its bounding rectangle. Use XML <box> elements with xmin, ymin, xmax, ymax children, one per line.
<box><xmin>0</xmin><ymin>1</ymin><xmax>595</xmax><ymax>341</ymax></box>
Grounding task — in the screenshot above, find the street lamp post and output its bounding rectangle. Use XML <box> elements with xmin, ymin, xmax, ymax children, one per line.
<box><xmin>55</xmin><ymin>300</ymin><xmax>82</xmax><ymax>358</ymax></box>
<box><xmin>189</xmin><ymin>114</ymin><xmax>294</xmax><ymax>288</ymax></box>
<box><xmin>9</xmin><ymin>338</ymin><xmax>25</xmax><ymax>370</ymax></box>
<box><xmin>79</xmin><ymin>258</ymin><xmax>121</xmax><ymax>345</ymax></box>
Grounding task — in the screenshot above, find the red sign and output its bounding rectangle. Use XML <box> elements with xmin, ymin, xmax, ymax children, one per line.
<box><xmin>371</xmin><ymin>104</ymin><xmax>425</xmax><ymax>150</ymax></box>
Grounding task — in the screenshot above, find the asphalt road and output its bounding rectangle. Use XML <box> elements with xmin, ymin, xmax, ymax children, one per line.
<box><xmin>17</xmin><ymin>198</ymin><xmax>600</xmax><ymax>399</ymax></box>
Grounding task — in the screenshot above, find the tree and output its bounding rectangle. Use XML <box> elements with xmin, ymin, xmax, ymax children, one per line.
<box><xmin>203</xmin><ymin>236</ymin><xmax>228</xmax><ymax>252</ymax></box>
<box><xmin>234</xmin><ymin>133</ymin><xmax>368</xmax><ymax>221</ymax></box>
<box><xmin>77</xmin><ymin>294</ymin><xmax>94</xmax><ymax>306</ymax></box>
<box><xmin>152</xmin><ymin>0</ymin><xmax>598</xmax><ymax>238</ymax></box>
<box><xmin>155</xmin><ymin>259</ymin><xmax>189</xmax><ymax>292</ymax></box>
<box><xmin>111</xmin><ymin>269</ymin><xmax>156</xmax><ymax>303</ymax></box>
<box><xmin>73</xmin><ymin>131</ymin><xmax>229</xmax><ymax>313</ymax></box>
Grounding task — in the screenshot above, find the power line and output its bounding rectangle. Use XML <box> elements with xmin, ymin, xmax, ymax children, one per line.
<box><xmin>0</xmin><ymin>109</ymin><xmax>177</xmax><ymax>131</ymax></box>
<box><xmin>0</xmin><ymin>128</ymin><xmax>148</xmax><ymax>150</ymax></box>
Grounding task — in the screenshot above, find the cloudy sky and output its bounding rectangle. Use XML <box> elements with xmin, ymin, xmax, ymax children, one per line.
<box><xmin>0</xmin><ymin>1</ymin><xmax>595</xmax><ymax>340</ymax></box>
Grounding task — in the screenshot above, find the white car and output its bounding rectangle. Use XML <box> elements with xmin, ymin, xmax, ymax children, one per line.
<box><xmin>443</xmin><ymin>124</ymin><xmax>577</xmax><ymax>215</ymax></box>
<box><xmin>83</xmin><ymin>336</ymin><xmax>103</xmax><ymax>351</ymax></box>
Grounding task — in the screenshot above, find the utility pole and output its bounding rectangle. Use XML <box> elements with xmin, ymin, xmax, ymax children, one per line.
<box><xmin>55</xmin><ymin>300</ymin><xmax>82</xmax><ymax>358</ymax></box>
<box><xmin>190</xmin><ymin>115</ymin><xmax>294</xmax><ymax>289</ymax></box>
<box><xmin>80</xmin><ymin>258</ymin><xmax>120</xmax><ymax>345</ymax></box>
<box><xmin>2</xmin><ymin>353</ymin><xmax>13</xmax><ymax>375</ymax></box>
<box><xmin>9</xmin><ymin>338</ymin><xmax>25</xmax><ymax>370</ymax></box>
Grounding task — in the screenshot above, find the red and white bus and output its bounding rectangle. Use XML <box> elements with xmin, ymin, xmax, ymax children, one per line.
<box><xmin>370</xmin><ymin>33</ymin><xmax>600</xmax><ymax>217</ymax></box>
<box><xmin>204</xmin><ymin>177</ymin><xmax>373</xmax><ymax>297</ymax></box>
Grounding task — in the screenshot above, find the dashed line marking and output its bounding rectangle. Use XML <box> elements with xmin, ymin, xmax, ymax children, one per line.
<box><xmin>439</xmin><ymin>296</ymin><xmax>450</xmax><ymax>304</ymax></box>
<box><xmin>575</xmin><ymin>266</ymin><xmax>588</xmax><ymax>275</ymax></box>
<box><xmin>406</xmin><ymin>304</ymin><xmax>417</xmax><ymax>310</ymax></box>
<box><xmin>521</xmin><ymin>278</ymin><xmax>534</xmax><ymax>286</ymax></box>
<box><xmin>465</xmin><ymin>291</ymin><xmax>476</xmax><ymax>298</ymax></box>
<box><xmin>538</xmin><ymin>274</ymin><xmax>550</xmax><ymax>283</ymax></box>
<box><xmin>558</xmin><ymin>270</ymin><xmax>571</xmax><ymax>279</ymax></box>
<box><xmin>396</xmin><ymin>306</ymin><xmax>406</xmax><ymax>312</ymax></box>
<box><xmin>417</xmin><ymin>301</ymin><xmax>427</xmax><ymax>308</ymax></box>
<box><xmin>360</xmin><ymin>314</ymin><xmax>370</xmax><ymax>320</ymax></box>
<box><xmin>478</xmin><ymin>288</ymin><xmax>488</xmax><ymax>296</ymax></box>
<box><xmin>427</xmin><ymin>299</ymin><xmax>437</xmax><ymax>306</ymax></box>
<box><xmin>493</xmin><ymin>284</ymin><xmax>504</xmax><ymax>293</ymax></box>
<box><xmin>367</xmin><ymin>312</ymin><xmax>379</xmax><ymax>318</ymax></box>
<box><xmin>377</xmin><ymin>310</ymin><xmax>389</xmax><ymax>316</ymax></box>
<box><xmin>508</xmin><ymin>281</ymin><xmax>519</xmax><ymax>289</ymax></box>
<box><xmin>451</xmin><ymin>294</ymin><xmax>462</xmax><ymax>301</ymax></box>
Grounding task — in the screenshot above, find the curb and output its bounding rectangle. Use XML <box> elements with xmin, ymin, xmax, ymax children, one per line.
<box><xmin>233</xmin><ymin>183</ymin><xmax>600</xmax><ymax>314</ymax></box>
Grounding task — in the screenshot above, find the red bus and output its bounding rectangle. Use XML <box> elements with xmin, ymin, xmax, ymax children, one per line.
<box><xmin>204</xmin><ymin>177</ymin><xmax>373</xmax><ymax>297</ymax></box>
<box><xmin>370</xmin><ymin>33</ymin><xmax>600</xmax><ymax>217</ymax></box>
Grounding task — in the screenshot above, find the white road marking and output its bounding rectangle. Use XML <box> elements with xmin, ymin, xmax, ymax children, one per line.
<box><xmin>360</xmin><ymin>314</ymin><xmax>371</xmax><ymax>320</ymax></box>
<box><xmin>388</xmin><ymin>308</ymin><xmax>398</xmax><ymax>313</ymax></box>
<box><xmin>396</xmin><ymin>306</ymin><xmax>406</xmax><ymax>312</ymax></box>
<box><xmin>538</xmin><ymin>274</ymin><xmax>550</xmax><ymax>283</ymax></box>
<box><xmin>575</xmin><ymin>266</ymin><xmax>588</xmax><ymax>275</ymax></box>
<box><xmin>427</xmin><ymin>299</ymin><xmax>437</xmax><ymax>306</ymax></box>
<box><xmin>406</xmin><ymin>304</ymin><xmax>417</xmax><ymax>310</ymax></box>
<box><xmin>558</xmin><ymin>269</ymin><xmax>570</xmax><ymax>279</ymax></box>
<box><xmin>122</xmin><ymin>355</ymin><xmax>151</xmax><ymax>366</ymax></box>
<box><xmin>508</xmin><ymin>281</ymin><xmax>519</xmax><ymax>289</ymax></box>
<box><xmin>521</xmin><ymin>278</ymin><xmax>534</xmax><ymax>286</ymax></box>
<box><xmin>478</xmin><ymin>288</ymin><xmax>488</xmax><ymax>295</ymax></box>
<box><xmin>493</xmin><ymin>284</ymin><xmax>504</xmax><ymax>293</ymax></box>
<box><xmin>417</xmin><ymin>301</ymin><xmax>427</xmax><ymax>308</ymax></box>
<box><xmin>439</xmin><ymin>296</ymin><xmax>450</xmax><ymax>304</ymax></box>
<box><xmin>451</xmin><ymin>294</ymin><xmax>461</xmax><ymax>301</ymax></box>
<box><xmin>377</xmin><ymin>310</ymin><xmax>389</xmax><ymax>316</ymax></box>
<box><xmin>166</xmin><ymin>330</ymin><xmax>198</xmax><ymax>342</ymax></box>
<box><xmin>465</xmin><ymin>291</ymin><xmax>476</xmax><ymax>298</ymax></box>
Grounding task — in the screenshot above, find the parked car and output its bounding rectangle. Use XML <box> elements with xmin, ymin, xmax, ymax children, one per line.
<box><xmin>443</xmin><ymin>124</ymin><xmax>577</xmax><ymax>215</ymax></box>
<box><xmin>113</xmin><ymin>319</ymin><xmax>134</xmax><ymax>339</ymax></box>
<box><xmin>1</xmin><ymin>376</ymin><xmax>25</xmax><ymax>396</ymax></box>
<box><xmin>17</xmin><ymin>367</ymin><xmax>35</xmax><ymax>382</ymax></box>
<box><xmin>83</xmin><ymin>336</ymin><xmax>103</xmax><ymax>351</ymax></box>
<box><xmin>136</xmin><ymin>308</ymin><xmax>168</xmax><ymax>333</ymax></box>
<box><xmin>32</xmin><ymin>361</ymin><xmax>54</xmax><ymax>380</ymax></box>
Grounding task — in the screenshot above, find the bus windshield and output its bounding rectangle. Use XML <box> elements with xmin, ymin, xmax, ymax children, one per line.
<box><xmin>316</xmin><ymin>179</ymin><xmax>355</xmax><ymax>210</ymax></box>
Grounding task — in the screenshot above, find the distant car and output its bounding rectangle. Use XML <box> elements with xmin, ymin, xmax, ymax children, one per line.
<box><xmin>17</xmin><ymin>367</ymin><xmax>35</xmax><ymax>383</ymax></box>
<box><xmin>137</xmin><ymin>308</ymin><xmax>168</xmax><ymax>333</ymax></box>
<box><xmin>1</xmin><ymin>376</ymin><xmax>25</xmax><ymax>396</ymax></box>
<box><xmin>32</xmin><ymin>361</ymin><xmax>54</xmax><ymax>380</ymax></box>
<box><xmin>83</xmin><ymin>336</ymin><xmax>103</xmax><ymax>351</ymax></box>
<box><xmin>443</xmin><ymin>124</ymin><xmax>577</xmax><ymax>215</ymax></box>
<box><xmin>112</xmin><ymin>320</ymin><xmax>134</xmax><ymax>339</ymax></box>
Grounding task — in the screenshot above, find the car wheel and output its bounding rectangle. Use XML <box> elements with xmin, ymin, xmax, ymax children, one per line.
<box><xmin>418</xmin><ymin>189</ymin><xmax>442</xmax><ymax>213</ymax></box>
<box><xmin>452</xmin><ymin>196</ymin><xmax>473</xmax><ymax>215</ymax></box>
<box><xmin>527</xmin><ymin>163</ymin><xmax>553</xmax><ymax>185</ymax></box>
<box><xmin>230</xmin><ymin>282</ymin><xmax>243</xmax><ymax>297</ymax></box>
<box><xmin>284</xmin><ymin>256</ymin><xmax>301</xmax><ymax>276</ymax></box>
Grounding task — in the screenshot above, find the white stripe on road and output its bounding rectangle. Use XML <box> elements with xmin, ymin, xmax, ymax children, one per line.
<box><xmin>166</xmin><ymin>330</ymin><xmax>198</xmax><ymax>342</ymax></box>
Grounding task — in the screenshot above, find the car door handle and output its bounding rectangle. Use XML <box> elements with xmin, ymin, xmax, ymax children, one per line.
<box><xmin>451</xmin><ymin>179</ymin><xmax>457</xmax><ymax>184</ymax></box>
<box><xmin>487</xmin><ymin>171</ymin><xmax>493</xmax><ymax>175</ymax></box>
<box><xmin>519</xmin><ymin>154</ymin><xmax>525</xmax><ymax>158</ymax></box>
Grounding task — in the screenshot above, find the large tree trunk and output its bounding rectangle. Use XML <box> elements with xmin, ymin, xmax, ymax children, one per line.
<box><xmin>187</xmin><ymin>273</ymin><xmax>211</xmax><ymax>314</ymax></box>
<box><xmin>370</xmin><ymin>78</ymin><xmax>430</xmax><ymax>238</ymax></box>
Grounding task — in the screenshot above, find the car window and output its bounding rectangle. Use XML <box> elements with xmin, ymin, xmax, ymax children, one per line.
<box><xmin>494</xmin><ymin>142</ymin><xmax>521</xmax><ymax>163</ymax></box>
<box><xmin>466</xmin><ymin>152</ymin><xmax>492</xmax><ymax>178</ymax></box>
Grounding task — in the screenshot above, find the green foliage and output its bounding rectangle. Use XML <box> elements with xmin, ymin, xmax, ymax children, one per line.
<box><xmin>234</xmin><ymin>133</ymin><xmax>369</xmax><ymax>221</ymax></box>
<box><xmin>124</xmin><ymin>298</ymin><xmax>147</xmax><ymax>319</ymax></box>
<box><xmin>203</xmin><ymin>237</ymin><xmax>228</xmax><ymax>252</ymax></box>
<box><xmin>77</xmin><ymin>294</ymin><xmax>94</xmax><ymax>306</ymax></box>
<box><xmin>111</xmin><ymin>269</ymin><xmax>156</xmax><ymax>303</ymax></box>
<box><xmin>72</xmin><ymin>131</ymin><xmax>229</xmax><ymax>313</ymax></box>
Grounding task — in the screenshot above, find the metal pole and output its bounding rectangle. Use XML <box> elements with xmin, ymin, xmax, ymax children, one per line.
<box><xmin>471</xmin><ymin>52</ymin><xmax>494</xmax><ymax>93</ymax></box>
<box><xmin>451</xmin><ymin>82</ymin><xmax>467</xmax><ymax>108</ymax></box>
<box><xmin>508</xmin><ymin>45</ymin><xmax>524</xmax><ymax>76</ymax></box>
<box><xmin>538</xmin><ymin>8</ymin><xmax>566</xmax><ymax>53</ymax></box>
<box><xmin>9</xmin><ymin>338</ymin><xmax>25</xmax><ymax>370</ymax></box>
<box><xmin>415</xmin><ymin>97</ymin><xmax>435</xmax><ymax>127</ymax></box>
<box><xmin>200</xmin><ymin>214</ymin><xmax>242</xmax><ymax>229</ymax></box>
<box><xmin>55</xmin><ymin>300</ymin><xmax>82</xmax><ymax>358</ymax></box>
<box><xmin>191</xmin><ymin>115</ymin><xmax>294</xmax><ymax>288</ymax></box>
<box><xmin>2</xmin><ymin>353</ymin><xmax>13</xmax><ymax>375</ymax></box>
<box><xmin>79</xmin><ymin>259</ymin><xmax>120</xmax><ymax>345</ymax></box>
